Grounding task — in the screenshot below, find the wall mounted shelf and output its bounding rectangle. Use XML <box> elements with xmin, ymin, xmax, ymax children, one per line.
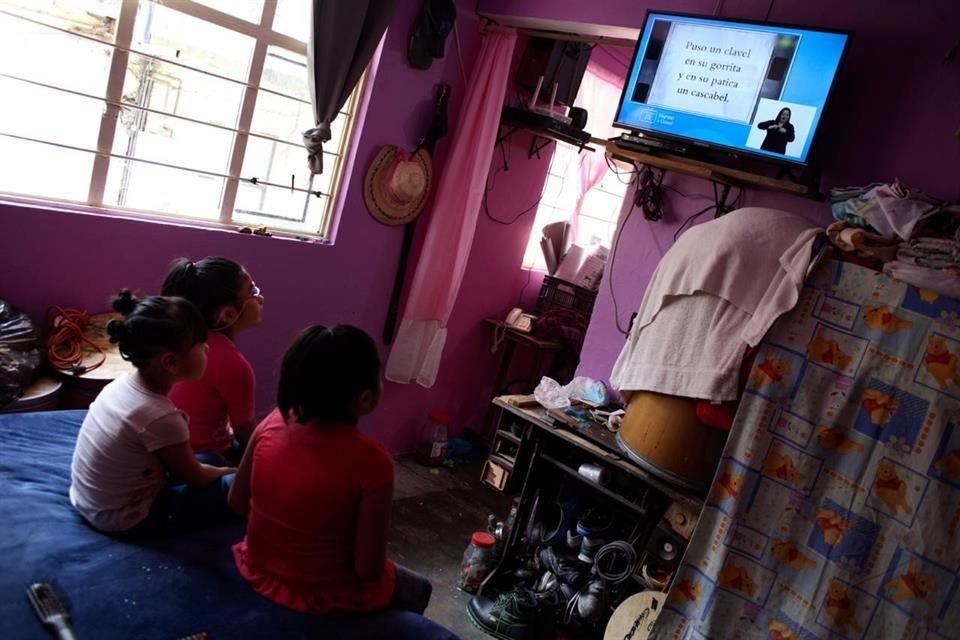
<box><xmin>594</xmin><ymin>138</ymin><xmax>819</xmax><ymax>198</ymax></box>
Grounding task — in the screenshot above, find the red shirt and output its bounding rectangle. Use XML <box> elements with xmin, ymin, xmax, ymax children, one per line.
<box><xmin>232</xmin><ymin>410</ymin><xmax>397</xmax><ymax>615</ymax></box>
<box><xmin>170</xmin><ymin>332</ymin><xmax>255</xmax><ymax>453</ymax></box>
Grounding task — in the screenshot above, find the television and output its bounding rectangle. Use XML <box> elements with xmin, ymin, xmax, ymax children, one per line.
<box><xmin>614</xmin><ymin>11</ymin><xmax>851</xmax><ymax>165</ymax></box>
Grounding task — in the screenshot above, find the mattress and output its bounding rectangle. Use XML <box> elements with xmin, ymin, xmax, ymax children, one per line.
<box><xmin>0</xmin><ymin>410</ymin><xmax>459</xmax><ymax>640</ymax></box>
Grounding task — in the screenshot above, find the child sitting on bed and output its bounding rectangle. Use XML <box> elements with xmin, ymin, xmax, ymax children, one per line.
<box><xmin>70</xmin><ymin>291</ymin><xmax>235</xmax><ymax>534</ymax></box>
<box><xmin>228</xmin><ymin>325</ymin><xmax>433</xmax><ymax>616</ymax></box>
<box><xmin>161</xmin><ymin>257</ymin><xmax>264</xmax><ymax>465</ymax></box>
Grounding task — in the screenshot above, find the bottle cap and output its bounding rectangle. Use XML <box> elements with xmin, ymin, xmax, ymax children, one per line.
<box><xmin>471</xmin><ymin>531</ymin><xmax>496</xmax><ymax>548</ymax></box>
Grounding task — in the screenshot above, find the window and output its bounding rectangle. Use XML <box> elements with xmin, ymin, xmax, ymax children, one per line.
<box><xmin>0</xmin><ymin>0</ymin><xmax>361</xmax><ymax>237</ymax></box>
<box><xmin>522</xmin><ymin>143</ymin><xmax>631</xmax><ymax>269</ymax></box>
<box><xmin>520</xmin><ymin>62</ymin><xmax>631</xmax><ymax>270</ymax></box>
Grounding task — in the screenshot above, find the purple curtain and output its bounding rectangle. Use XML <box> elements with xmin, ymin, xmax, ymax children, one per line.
<box><xmin>302</xmin><ymin>0</ymin><xmax>395</xmax><ymax>174</ymax></box>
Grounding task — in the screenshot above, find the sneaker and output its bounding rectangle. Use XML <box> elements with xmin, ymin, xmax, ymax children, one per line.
<box><xmin>467</xmin><ymin>590</ymin><xmax>539</xmax><ymax>640</ymax></box>
<box><xmin>539</xmin><ymin>546</ymin><xmax>589</xmax><ymax>589</ymax></box>
<box><xmin>574</xmin><ymin>580</ymin><xmax>610</xmax><ymax>625</ymax></box>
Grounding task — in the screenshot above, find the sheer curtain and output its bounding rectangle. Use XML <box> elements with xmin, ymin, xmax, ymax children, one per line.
<box><xmin>522</xmin><ymin>62</ymin><xmax>627</xmax><ymax>267</ymax></box>
<box><xmin>385</xmin><ymin>27</ymin><xmax>518</xmax><ymax>387</ymax></box>
<box><xmin>564</xmin><ymin>63</ymin><xmax>624</xmax><ymax>239</ymax></box>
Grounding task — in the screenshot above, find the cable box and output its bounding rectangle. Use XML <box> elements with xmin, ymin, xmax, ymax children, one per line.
<box><xmin>615</xmin><ymin>134</ymin><xmax>688</xmax><ymax>155</ymax></box>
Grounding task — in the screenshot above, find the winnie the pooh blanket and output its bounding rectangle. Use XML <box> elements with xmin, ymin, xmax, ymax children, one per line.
<box><xmin>652</xmin><ymin>258</ymin><xmax>960</xmax><ymax>640</ymax></box>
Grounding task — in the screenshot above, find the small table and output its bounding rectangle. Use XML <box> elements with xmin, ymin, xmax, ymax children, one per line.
<box><xmin>483</xmin><ymin>319</ymin><xmax>561</xmax><ymax>396</ymax></box>
<box><xmin>0</xmin><ymin>376</ymin><xmax>62</xmax><ymax>413</ymax></box>
<box><xmin>55</xmin><ymin>312</ymin><xmax>136</xmax><ymax>409</ymax></box>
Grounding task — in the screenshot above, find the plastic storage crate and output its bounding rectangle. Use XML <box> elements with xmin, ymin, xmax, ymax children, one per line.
<box><xmin>535</xmin><ymin>275</ymin><xmax>598</xmax><ymax>316</ymax></box>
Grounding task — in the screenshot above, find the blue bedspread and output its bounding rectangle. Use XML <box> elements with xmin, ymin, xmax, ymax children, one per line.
<box><xmin>0</xmin><ymin>410</ymin><xmax>460</xmax><ymax>640</ymax></box>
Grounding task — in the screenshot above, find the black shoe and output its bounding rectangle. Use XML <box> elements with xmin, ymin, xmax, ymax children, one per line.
<box><xmin>540</xmin><ymin>546</ymin><xmax>589</xmax><ymax>589</ymax></box>
<box><xmin>573</xmin><ymin>580</ymin><xmax>610</xmax><ymax>625</ymax></box>
<box><xmin>467</xmin><ymin>590</ymin><xmax>538</xmax><ymax>640</ymax></box>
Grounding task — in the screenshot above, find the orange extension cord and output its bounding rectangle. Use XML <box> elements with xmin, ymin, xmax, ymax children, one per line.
<box><xmin>46</xmin><ymin>307</ymin><xmax>106</xmax><ymax>375</ymax></box>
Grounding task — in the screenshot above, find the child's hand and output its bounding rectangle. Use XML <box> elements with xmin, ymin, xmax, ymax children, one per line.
<box><xmin>200</xmin><ymin>463</ymin><xmax>237</xmax><ymax>477</ymax></box>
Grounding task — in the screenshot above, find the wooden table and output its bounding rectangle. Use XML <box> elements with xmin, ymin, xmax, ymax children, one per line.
<box><xmin>484</xmin><ymin>319</ymin><xmax>561</xmax><ymax>396</ymax></box>
<box><xmin>0</xmin><ymin>376</ymin><xmax>62</xmax><ymax>413</ymax></box>
<box><xmin>55</xmin><ymin>312</ymin><xmax>136</xmax><ymax>409</ymax></box>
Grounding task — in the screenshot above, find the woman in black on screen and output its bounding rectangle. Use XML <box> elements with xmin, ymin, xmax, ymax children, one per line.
<box><xmin>757</xmin><ymin>107</ymin><xmax>795</xmax><ymax>154</ymax></box>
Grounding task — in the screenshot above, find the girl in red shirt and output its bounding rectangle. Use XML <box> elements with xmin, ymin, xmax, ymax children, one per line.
<box><xmin>228</xmin><ymin>325</ymin><xmax>432</xmax><ymax>616</ymax></box>
<box><xmin>161</xmin><ymin>257</ymin><xmax>264</xmax><ymax>464</ymax></box>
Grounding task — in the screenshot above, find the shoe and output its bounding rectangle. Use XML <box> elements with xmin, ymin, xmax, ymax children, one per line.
<box><xmin>534</xmin><ymin>570</ymin><xmax>558</xmax><ymax>594</ymax></box>
<box><xmin>577</xmin><ymin>535</ymin><xmax>606</xmax><ymax>563</ymax></box>
<box><xmin>467</xmin><ymin>590</ymin><xmax>538</xmax><ymax>640</ymax></box>
<box><xmin>576</xmin><ymin>508</ymin><xmax>613</xmax><ymax>563</ymax></box>
<box><xmin>575</xmin><ymin>580</ymin><xmax>610</xmax><ymax>625</ymax></box>
<box><xmin>539</xmin><ymin>547</ymin><xmax>589</xmax><ymax>590</ymax></box>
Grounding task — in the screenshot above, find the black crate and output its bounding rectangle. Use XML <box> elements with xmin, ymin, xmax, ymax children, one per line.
<box><xmin>535</xmin><ymin>276</ymin><xmax>598</xmax><ymax>316</ymax></box>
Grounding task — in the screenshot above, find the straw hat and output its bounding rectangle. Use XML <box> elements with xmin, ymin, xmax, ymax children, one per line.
<box><xmin>364</xmin><ymin>146</ymin><xmax>433</xmax><ymax>226</ymax></box>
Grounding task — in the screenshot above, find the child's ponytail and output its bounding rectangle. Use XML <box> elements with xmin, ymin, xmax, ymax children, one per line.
<box><xmin>106</xmin><ymin>290</ymin><xmax>207</xmax><ymax>369</ymax></box>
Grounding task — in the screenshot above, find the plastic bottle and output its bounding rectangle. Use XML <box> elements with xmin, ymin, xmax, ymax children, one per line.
<box><xmin>416</xmin><ymin>411</ymin><xmax>449</xmax><ymax>466</ymax></box>
<box><xmin>458</xmin><ymin>531</ymin><xmax>496</xmax><ymax>593</ymax></box>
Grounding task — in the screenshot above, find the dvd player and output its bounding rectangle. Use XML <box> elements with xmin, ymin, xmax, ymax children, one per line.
<box><xmin>615</xmin><ymin>133</ymin><xmax>688</xmax><ymax>155</ymax></box>
<box><xmin>502</xmin><ymin>105</ymin><xmax>591</xmax><ymax>146</ymax></box>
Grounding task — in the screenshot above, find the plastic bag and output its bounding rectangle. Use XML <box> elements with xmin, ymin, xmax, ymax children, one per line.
<box><xmin>0</xmin><ymin>299</ymin><xmax>41</xmax><ymax>407</ymax></box>
<box><xmin>534</xmin><ymin>376</ymin><xmax>609</xmax><ymax>410</ymax></box>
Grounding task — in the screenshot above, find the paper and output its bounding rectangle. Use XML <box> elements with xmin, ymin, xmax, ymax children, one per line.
<box><xmin>540</xmin><ymin>237</ymin><xmax>558</xmax><ymax>275</ymax></box>
<box><xmin>554</xmin><ymin>244</ymin><xmax>584</xmax><ymax>283</ymax></box>
<box><xmin>542</xmin><ymin>221</ymin><xmax>571</xmax><ymax>275</ymax></box>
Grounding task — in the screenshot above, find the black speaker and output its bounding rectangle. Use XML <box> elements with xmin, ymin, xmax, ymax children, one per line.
<box><xmin>568</xmin><ymin>107</ymin><xmax>588</xmax><ymax>129</ymax></box>
<box><xmin>516</xmin><ymin>37</ymin><xmax>592</xmax><ymax>107</ymax></box>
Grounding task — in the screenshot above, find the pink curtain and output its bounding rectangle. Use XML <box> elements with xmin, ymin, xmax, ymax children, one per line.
<box><xmin>385</xmin><ymin>27</ymin><xmax>517</xmax><ymax>387</ymax></box>
<box><xmin>565</xmin><ymin>63</ymin><xmax>627</xmax><ymax>240</ymax></box>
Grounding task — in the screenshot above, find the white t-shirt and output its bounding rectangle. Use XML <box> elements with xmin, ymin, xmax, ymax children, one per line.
<box><xmin>70</xmin><ymin>373</ymin><xmax>190</xmax><ymax>532</ymax></box>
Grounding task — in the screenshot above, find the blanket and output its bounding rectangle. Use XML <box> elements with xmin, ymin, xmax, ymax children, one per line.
<box><xmin>652</xmin><ymin>258</ymin><xmax>960</xmax><ymax>639</ymax></box>
<box><xmin>0</xmin><ymin>410</ymin><xmax>459</xmax><ymax>640</ymax></box>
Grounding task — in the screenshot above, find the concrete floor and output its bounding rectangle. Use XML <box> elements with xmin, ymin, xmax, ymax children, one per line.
<box><xmin>388</xmin><ymin>454</ymin><xmax>512</xmax><ymax>640</ymax></box>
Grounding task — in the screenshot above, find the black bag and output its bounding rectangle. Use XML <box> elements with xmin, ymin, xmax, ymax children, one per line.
<box><xmin>0</xmin><ymin>299</ymin><xmax>41</xmax><ymax>407</ymax></box>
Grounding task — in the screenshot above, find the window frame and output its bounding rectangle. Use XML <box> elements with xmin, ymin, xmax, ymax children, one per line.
<box><xmin>0</xmin><ymin>0</ymin><xmax>365</xmax><ymax>240</ymax></box>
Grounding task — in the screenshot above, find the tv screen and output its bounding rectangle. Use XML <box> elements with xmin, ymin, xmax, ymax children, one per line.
<box><xmin>614</xmin><ymin>12</ymin><xmax>850</xmax><ymax>165</ymax></box>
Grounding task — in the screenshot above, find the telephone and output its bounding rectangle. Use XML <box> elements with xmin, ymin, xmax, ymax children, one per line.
<box><xmin>504</xmin><ymin>307</ymin><xmax>535</xmax><ymax>333</ymax></box>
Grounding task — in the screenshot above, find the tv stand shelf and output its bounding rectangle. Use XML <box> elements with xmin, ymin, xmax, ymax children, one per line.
<box><xmin>594</xmin><ymin>138</ymin><xmax>815</xmax><ymax>197</ymax></box>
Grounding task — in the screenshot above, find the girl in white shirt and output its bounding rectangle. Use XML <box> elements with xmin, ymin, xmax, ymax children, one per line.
<box><xmin>70</xmin><ymin>290</ymin><xmax>235</xmax><ymax>534</ymax></box>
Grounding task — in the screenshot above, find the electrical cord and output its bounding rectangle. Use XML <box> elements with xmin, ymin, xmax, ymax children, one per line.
<box><xmin>482</xmin><ymin>161</ymin><xmax>544</xmax><ymax>225</ymax></box>
<box><xmin>607</xmin><ymin>190</ymin><xmax>638</xmax><ymax>336</ymax></box>
<box><xmin>672</xmin><ymin>203</ymin><xmax>719</xmax><ymax>242</ymax></box>
<box><xmin>635</xmin><ymin>165</ymin><xmax>665</xmax><ymax>221</ymax></box>
<box><xmin>593</xmin><ymin>541</ymin><xmax>639</xmax><ymax>584</ymax></box>
<box><xmin>46</xmin><ymin>307</ymin><xmax>106</xmax><ymax>375</ymax></box>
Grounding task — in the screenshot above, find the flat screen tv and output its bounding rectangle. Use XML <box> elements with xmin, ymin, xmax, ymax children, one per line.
<box><xmin>614</xmin><ymin>11</ymin><xmax>851</xmax><ymax>165</ymax></box>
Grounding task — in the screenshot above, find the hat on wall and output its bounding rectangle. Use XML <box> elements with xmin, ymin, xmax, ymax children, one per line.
<box><xmin>364</xmin><ymin>146</ymin><xmax>433</xmax><ymax>226</ymax></box>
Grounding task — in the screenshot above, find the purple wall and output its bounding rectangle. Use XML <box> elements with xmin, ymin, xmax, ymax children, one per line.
<box><xmin>0</xmin><ymin>2</ymin><xmax>541</xmax><ymax>453</ymax></box>
<box><xmin>479</xmin><ymin>0</ymin><xmax>960</xmax><ymax>384</ymax></box>
<box><xmin>5</xmin><ymin>0</ymin><xmax>958</xmax><ymax>448</ymax></box>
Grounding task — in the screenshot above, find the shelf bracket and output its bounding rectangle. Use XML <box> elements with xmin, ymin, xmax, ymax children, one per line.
<box><xmin>528</xmin><ymin>133</ymin><xmax>554</xmax><ymax>159</ymax></box>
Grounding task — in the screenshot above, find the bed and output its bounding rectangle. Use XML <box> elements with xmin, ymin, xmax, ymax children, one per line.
<box><xmin>0</xmin><ymin>410</ymin><xmax>460</xmax><ymax>640</ymax></box>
